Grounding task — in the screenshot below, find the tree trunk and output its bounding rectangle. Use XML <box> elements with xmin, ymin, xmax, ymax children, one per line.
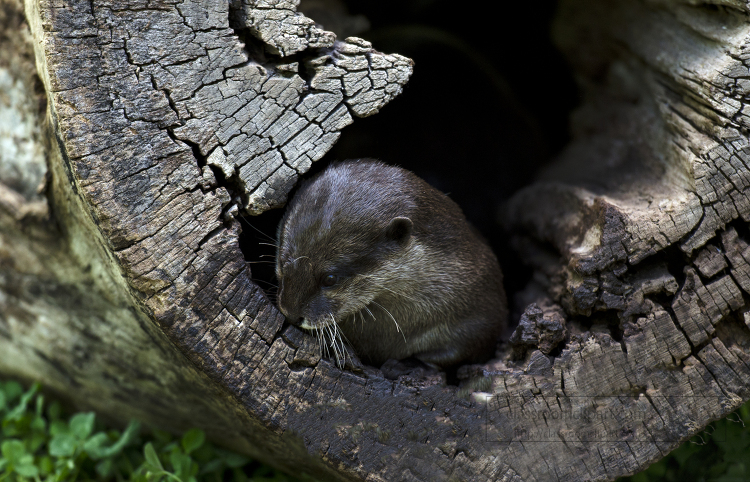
<box><xmin>2</xmin><ymin>0</ymin><xmax>750</xmax><ymax>481</ymax></box>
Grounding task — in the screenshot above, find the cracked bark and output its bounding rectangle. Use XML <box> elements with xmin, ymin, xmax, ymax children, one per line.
<box><xmin>4</xmin><ymin>0</ymin><xmax>750</xmax><ymax>481</ymax></box>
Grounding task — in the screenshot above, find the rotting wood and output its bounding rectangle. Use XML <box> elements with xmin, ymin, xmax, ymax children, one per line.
<box><xmin>2</xmin><ymin>0</ymin><xmax>750</xmax><ymax>481</ymax></box>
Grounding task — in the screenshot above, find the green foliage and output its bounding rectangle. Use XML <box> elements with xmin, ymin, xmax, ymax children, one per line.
<box><xmin>619</xmin><ymin>401</ymin><xmax>750</xmax><ymax>482</ymax></box>
<box><xmin>0</xmin><ymin>380</ymin><xmax>303</xmax><ymax>481</ymax></box>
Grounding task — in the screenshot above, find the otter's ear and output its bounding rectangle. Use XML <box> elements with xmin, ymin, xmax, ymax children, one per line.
<box><xmin>386</xmin><ymin>217</ymin><xmax>413</xmax><ymax>245</ymax></box>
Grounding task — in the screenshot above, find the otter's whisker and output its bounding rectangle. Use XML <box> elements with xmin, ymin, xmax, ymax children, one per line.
<box><xmin>253</xmin><ymin>279</ymin><xmax>279</xmax><ymax>289</ymax></box>
<box><xmin>321</xmin><ymin>327</ymin><xmax>331</xmax><ymax>360</ymax></box>
<box><xmin>326</xmin><ymin>320</ymin><xmax>336</xmax><ymax>361</ymax></box>
<box><xmin>371</xmin><ymin>300</ymin><xmax>407</xmax><ymax>343</ymax></box>
<box><xmin>334</xmin><ymin>333</ymin><xmax>344</xmax><ymax>367</ymax></box>
<box><xmin>258</xmin><ymin>242</ymin><xmax>281</xmax><ymax>248</ymax></box>
<box><xmin>326</xmin><ymin>323</ymin><xmax>334</xmax><ymax>348</ymax></box>
<box><xmin>330</xmin><ymin>313</ymin><xmax>353</xmax><ymax>368</ymax></box>
<box><xmin>321</xmin><ymin>330</ymin><xmax>327</xmax><ymax>359</ymax></box>
<box><xmin>328</xmin><ymin>326</ymin><xmax>338</xmax><ymax>361</ymax></box>
<box><xmin>330</xmin><ymin>325</ymin><xmax>342</xmax><ymax>367</ymax></box>
<box><xmin>336</xmin><ymin>329</ymin><xmax>346</xmax><ymax>367</ymax></box>
<box><xmin>360</xmin><ymin>275</ymin><xmax>420</xmax><ymax>303</ymax></box>
<box><xmin>238</xmin><ymin>216</ymin><xmax>278</xmax><ymax>244</ymax></box>
<box><xmin>364</xmin><ymin>306</ymin><xmax>376</xmax><ymax>321</ymax></box>
<box><xmin>326</xmin><ymin>315</ymin><xmax>343</xmax><ymax>367</ymax></box>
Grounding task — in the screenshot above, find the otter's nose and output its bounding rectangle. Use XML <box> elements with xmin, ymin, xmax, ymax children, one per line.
<box><xmin>277</xmin><ymin>302</ymin><xmax>305</xmax><ymax>327</ymax></box>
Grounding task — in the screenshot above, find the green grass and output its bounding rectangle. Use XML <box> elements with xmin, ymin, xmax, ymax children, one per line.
<box><xmin>3</xmin><ymin>377</ymin><xmax>750</xmax><ymax>481</ymax></box>
<box><xmin>0</xmin><ymin>380</ymin><xmax>301</xmax><ymax>481</ymax></box>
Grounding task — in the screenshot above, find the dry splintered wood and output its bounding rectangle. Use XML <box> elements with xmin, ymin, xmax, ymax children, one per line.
<box><xmin>3</xmin><ymin>0</ymin><xmax>750</xmax><ymax>481</ymax></box>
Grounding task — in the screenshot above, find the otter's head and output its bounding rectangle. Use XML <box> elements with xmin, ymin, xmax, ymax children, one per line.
<box><xmin>274</xmin><ymin>161</ymin><xmax>415</xmax><ymax>331</ymax></box>
<box><xmin>276</xmin><ymin>215</ymin><xmax>413</xmax><ymax>330</ymax></box>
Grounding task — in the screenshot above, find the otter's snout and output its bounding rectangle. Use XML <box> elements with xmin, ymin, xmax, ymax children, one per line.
<box><xmin>278</xmin><ymin>305</ymin><xmax>304</xmax><ymax>327</ymax></box>
<box><xmin>276</xmin><ymin>266</ymin><xmax>306</xmax><ymax>324</ymax></box>
<box><xmin>276</xmin><ymin>253</ymin><xmax>343</xmax><ymax>330</ymax></box>
<box><xmin>277</xmin><ymin>284</ymin><xmax>304</xmax><ymax>326</ymax></box>
<box><xmin>277</xmin><ymin>275</ymin><xmax>337</xmax><ymax>330</ymax></box>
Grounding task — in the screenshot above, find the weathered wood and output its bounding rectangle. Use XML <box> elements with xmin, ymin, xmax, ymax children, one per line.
<box><xmin>4</xmin><ymin>0</ymin><xmax>750</xmax><ymax>480</ymax></box>
<box><xmin>505</xmin><ymin>0</ymin><xmax>750</xmax><ymax>479</ymax></box>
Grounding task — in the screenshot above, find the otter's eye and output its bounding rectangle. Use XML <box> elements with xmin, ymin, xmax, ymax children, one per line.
<box><xmin>321</xmin><ymin>274</ymin><xmax>338</xmax><ymax>287</ymax></box>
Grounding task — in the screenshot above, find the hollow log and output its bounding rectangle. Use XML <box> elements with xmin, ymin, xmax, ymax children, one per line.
<box><xmin>3</xmin><ymin>0</ymin><xmax>750</xmax><ymax>481</ymax></box>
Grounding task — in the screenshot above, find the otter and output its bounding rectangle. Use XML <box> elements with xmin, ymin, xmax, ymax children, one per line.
<box><xmin>275</xmin><ymin>159</ymin><xmax>507</xmax><ymax>368</ymax></box>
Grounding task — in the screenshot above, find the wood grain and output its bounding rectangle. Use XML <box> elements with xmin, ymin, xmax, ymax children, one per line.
<box><xmin>3</xmin><ymin>0</ymin><xmax>750</xmax><ymax>480</ymax></box>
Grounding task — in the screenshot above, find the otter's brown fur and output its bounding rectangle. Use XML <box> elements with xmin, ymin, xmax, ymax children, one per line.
<box><xmin>275</xmin><ymin>159</ymin><xmax>507</xmax><ymax>368</ymax></box>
